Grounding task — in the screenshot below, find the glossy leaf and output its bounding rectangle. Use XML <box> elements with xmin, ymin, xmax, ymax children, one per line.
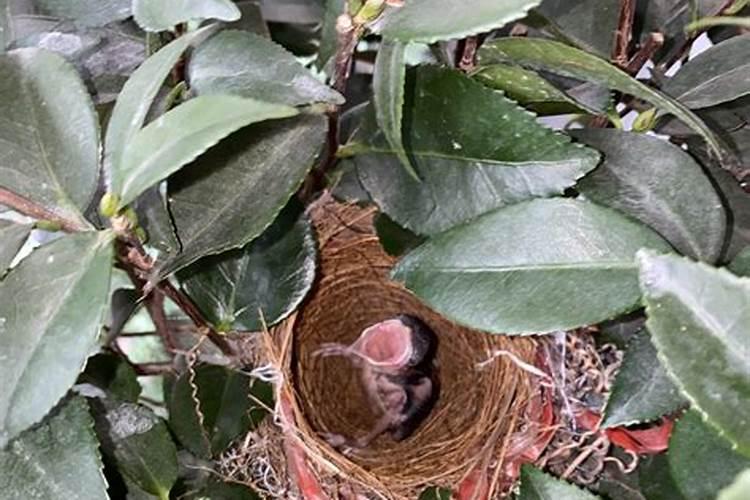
<box><xmin>0</xmin><ymin>48</ymin><xmax>98</xmax><ymax>229</ymax></box>
<box><xmin>574</xmin><ymin>129</ymin><xmax>727</xmax><ymax>262</ymax></box>
<box><xmin>0</xmin><ymin>0</ymin><xmax>8</xmax><ymax>50</ymax></box>
<box><xmin>0</xmin><ymin>230</ymin><xmax>113</xmax><ymax>446</ymax></box>
<box><xmin>518</xmin><ymin>465</ymin><xmax>600</xmax><ymax>499</ymax></box>
<box><xmin>189</xmin><ymin>30</ymin><xmax>343</xmax><ymax>106</ymax></box>
<box><xmin>166</xmin><ymin>365</ymin><xmax>268</xmax><ymax>458</ymax></box>
<box><xmin>378</xmin><ymin>0</ymin><xmax>542</xmax><ymax>43</ymax></box>
<box><xmin>372</xmin><ymin>39</ymin><xmax>417</xmax><ymax>180</ymax></box>
<box><xmin>34</xmin><ymin>0</ymin><xmax>131</xmax><ymax>27</ymax></box>
<box><xmin>534</xmin><ymin>0</ymin><xmax>620</xmax><ymax>57</ymax></box>
<box><xmin>0</xmin><ymin>397</ymin><xmax>108</xmax><ymax>500</ymax></box>
<box><xmin>132</xmin><ymin>186</ymin><xmax>180</xmax><ymax>255</ymax></box>
<box><xmin>662</xmin><ymin>35</ymin><xmax>750</xmax><ymax>109</ymax></box>
<box><xmin>392</xmin><ymin>198</ymin><xmax>671</xmax><ymax>334</ymax></box>
<box><xmin>94</xmin><ymin>399</ymin><xmax>178</xmax><ymax>497</ymax></box>
<box><xmin>638</xmin><ymin>251</ymin><xmax>750</xmax><ymax>454</ymax></box>
<box><xmin>477</xmin><ymin>38</ymin><xmax>723</xmax><ymax>157</ymax></box>
<box><xmin>669</xmin><ymin>410</ymin><xmax>750</xmax><ymax>500</ymax></box>
<box><xmin>113</xmin><ymin>95</ymin><xmax>298</xmax><ymax>206</ymax></box>
<box><xmin>473</xmin><ymin>64</ymin><xmax>587</xmax><ymax>115</ymax></box>
<box><xmin>353</xmin><ymin>66</ymin><xmax>600</xmax><ymax>235</ymax></box>
<box><xmin>602</xmin><ymin>330</ymin><xmax>686</xmax><ymax>427</ymax></box>
<box><xmin>729</xmin><ymin>247</ymin><xmax>750</xmax><ymax>277</ymax></box>
<box><xmin>375</xmin><ymin>213</ymin><xmax>425</xmax><ymax>257</ymax></box>
<box><xmin>178</xmin><ymin>207</ymin><xmax>316</xmax><ymax>332</ymax></box>
<box><xmin>0</xmin><ymin>220</ymin><xmax>31</xmax><ymax>272</ymax></box>
<box><xmin>104</xmin><ymin>27</ymin><xmax>214</xmax><ymax>180</ymax></box>
<box><xmin>161</xmin><ymin>114</ymin><xmax>326</xmax><ymax>276</ymax></box>
<box><xmin>316</xmin><ymin>0</ymin><xmax>345</xmax><ymax>69</ymax></box>
<box><xmin>133</xmin><ymin>0</ymin><xmax>240</xmax><ymax>32</ymax></box>
<box><xmin>78</xmin><ymin>352</ymin><xmax>141</xmax><ymax>403</ymax></box>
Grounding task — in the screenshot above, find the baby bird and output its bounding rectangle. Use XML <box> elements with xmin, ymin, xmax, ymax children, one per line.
<box><xmin>314</xmin><ymin>314</ymin><xmax>439</xmax><ymax>450</ymax></box>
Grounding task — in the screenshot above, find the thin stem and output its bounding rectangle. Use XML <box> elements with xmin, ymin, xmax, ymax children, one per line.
<box><xmin>0</xmin><ymin>187</ymin><xmax>89</xmax><ymax>233</ymax></box>
<box><xmin>612</xmin><ymin>0</ymin><xmax>637</xmax><ymax>68</ymax></box>
<box><xmin>685</xmin><ymin>15</ymin><xmax>750</xmax><ymax>31</ymax></box>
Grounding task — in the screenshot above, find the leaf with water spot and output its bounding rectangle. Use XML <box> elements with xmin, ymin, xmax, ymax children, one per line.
<box><xmin>350</xmin><ymin>66</ymin><xmax>600</xmax><ymax>235</ymax></box>
<box><xmin>0</xmin><ymin>397</ymin><xmax>108</xmax><ymax>500</ymax></box>
<box><xmin>638</xmin><ymin>251</ymin><xmax>750</xmax><ymax>454</ymax></box>
<box><xmin>392</xmin><ymin>198</ymin><xmax>671</xmax><ymax>334</ymax></box>
<box><xmin>0</xmin><ymin>230</ymin><xmax>113</xmax><ymax>445</ymax></box>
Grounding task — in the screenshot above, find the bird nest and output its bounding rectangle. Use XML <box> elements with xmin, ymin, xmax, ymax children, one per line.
<box><xmin>229</xmin><ymin>196</ymin><xmax>542</xmax><ymax>499</ymax></box>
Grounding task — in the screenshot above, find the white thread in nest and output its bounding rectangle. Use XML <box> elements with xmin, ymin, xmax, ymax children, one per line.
<box><xmin>250</xmin><ymin>364</ymin><xmax>283</xmax><ymax>384</ymax></box>
<box><xmin>477</xmin><ymin>349</ymin><xmax>554</xmax><ymax>387</ymax></box>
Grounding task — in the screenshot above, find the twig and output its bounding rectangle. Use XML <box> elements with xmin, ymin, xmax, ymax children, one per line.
<box><xmin>116</xmin><ymin>234</ymin><xmax>238</xmax><ymax>359</ymax></box>
<box><xmin>300</xmin><ymin>8</ymin><xmax>365</xmax><ymax>201</ymax></box>
<box><xmin>159</xmin><ymin>280</ymin><xmax>238</xmax><ymax>357</ymax></box>
<box><xmin>131</xmin><ymin>361</ymin><xmax>175</xmax><ymax>376</ymax></box>
<box><xmin>145</xmin><ymin>287</ymin><xmax>178</xmax><ymax>352</ymax></box>
<box><xmin>625</xmin><ymin>32</ymin><xmax>665</xmax><ymax>75</ymax></box>
<box><xmin>0</xmin><ymin>186</ymin><xmax>89</xmax><ymax>232</ymax></box>
<box><xmin>612</xmin><ymin>0</ymin><xmax>637</xmax><ymax>68</ymax></box>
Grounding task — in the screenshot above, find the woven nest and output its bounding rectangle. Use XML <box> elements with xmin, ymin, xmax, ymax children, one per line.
<box><xmin>236</xmin><ymin>196</ymin><xmax>540</xmax><ymax>499</ymax></box>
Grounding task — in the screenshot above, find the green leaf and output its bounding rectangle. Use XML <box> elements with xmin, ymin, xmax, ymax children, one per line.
<box><xmin>378</xmin><ymin>0</ymin><xmax>542</xmax><ymax>43</ymax></box>
<box><xmin>602</xmin><ymin>330</ymin><xmax>686</xmax><ymax>427</ymax></box>
<box><xmin>189</xmin><ymin>30</ymin><xmax>343</xmax><ymax>106</ymax></box>
<box><xmin>132</xmin><ymin>186</ymin><xmax>180</xmax><ymax>255</ymax></box>
<box><xmin>0</xmin><ymin>230</ymin><xmax>114</xmax><ymax>446</ymax></box>
<box><xmin>78</xmin><ymin>352</ymin><xmax>141</xmax><ymax>403</ymax></box>
<box><xmin>166</xmin><ymin>365</ymin><xmax>268</xmax><ymax>458</ymax></box>
<box><xmin>473</xmin><ymin>64</ymin><xmax>587</xmax><ymax>115</ymax></box>
<box><xmin>418</xmin><ymin>486</ymin><xmax>452</xmax><ymax>500</ymax></box>
<box><xmin>352</xmin><ymin>66</ymin><xmax>600</xmax><ymax>235</ymax></box>
<box><xmin>729</xmin><ymin>247</ymin><xmax>750</xmax><ymax>277</ymax></box>
<box><xmin>638</xmin><ymin>251</ymin><xmax>750</xmax><ymax>454</ymax></box>
<box><xmin>637</xmin><ymin>453</ymin><xmax>686</xmax><ymax>500</ymax></box>
<box><xmin>718</xmin><ymin>469</ymin><xmax>750</xmax><ymax>500</ymax></box>
<box><xmin>113</xmin><ymin>95</ymin><xmax>298</xmax><ymax>207</ymax></box>
<box><xmin>316</xmin><ymin>0</ymin><xmax>345</xmax><ymax>69</ymax></box>
<box><xmin>104</xmin><ymin>27</ymin><xmax>214</xmax><ymax>181</ymax></box>
<box><xmin>477</xmin><ymin>38</ymin><xmax>724</xmax><ymax>158</ymax></box>
<box><xmin>0</xmin><ymin>48</ymin><xmax>98</xmax><ymax>229</ymax></box>
<box><xmin>178</xmin><ymin>206</ymin><xmax>316</xmax><ymax>332</ymax></box>
<box><xmin>0</xmin><ymin>0</ymin><xmax>8</xmax><ymax>50</ymax></box>
<box><xmin>0</xmin><ymin>397</ymin><xmax>108</xmax><ymax>500</ymax></box>
<box><xmin>662</xmin><ymin>35</ymin><xmax>750</xmax><ymax>109</ymax></box>
<box><xmin>574</xmin><ymin>129</ymin><xmax>727</xmax><ymax>263</ymax></box>
<box><xmin>160</xmin><ymin>113</ymin><xmax>326</xmax><ymax>276</ymax></box>
<box><xmin>133</xmin><ymin>0</ymin><xmax>240</xmax><ymax>32</ymax></box>
<box><xmin>93</xmin><ymin>399</ymin><xmax>178</xmax><ymax>497</ymax></box>
<box><xmin>375</xmin><ymin>213</ymin><xmax>425</xmax><ymax>257</ymax></box>
<box><xmin>534</xmin><ymin>0</ymin><xmax>620</xmax><ymax>57</ymax></box>
<box><xmin>34</xmin><ymin>0</ymin><xmax>131</xmax><ymax>27</ymax></box>
<box><xmin>0</xmin><ymin>220</ymin><xmax>31</xmax><ymax>272</ymax></box>
<box><xmin>669</xmin><ymin>410</ymin><xmax>750</xmax><ymax>500</ymax></box>
<box><xmin>372</xmin><ymin>39</ymin><xmax>418</xmax><ymax>180</ymax></box>
<box><xmin>392</xmin><ymin>198</ymin><xmax>671</xmax><ymax>334</ymax></box>
<box><xmin>518</xmin><ymin>465</ymin><xmax>601</xmax><ymax>499</ymax></box>
<box><xmin>197</xmin><ymin>479</ymin><xmax>261</xmax><ymax>500</ymax></box>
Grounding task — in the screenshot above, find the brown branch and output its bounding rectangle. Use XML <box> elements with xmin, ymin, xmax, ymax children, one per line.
<box><xmin>131</xmin><ymin>361</ymin><xmax>175</xmax><ymax>376</ymax></box>
<box><xmin>159</xmin><ymin>280</ymin><xmax>238</xmax><ymax>357</ymax></box>
<box><xmin>116</xmin><ymin>235</ymin><xmax>238</xmax><ymax>359</ymax></box>
<box><xmin>145</xmin><ymin>288</ymin><xmax>178</xmax><ymax>353</ymax></box>
<box><xmin>0</xmin><ymin>186</ymin><xmax>89</xmax><ymax>232</ymax></box>
<box><xmin>612</xmin><ymin>0</ymin><xmax>637</xmax><ymax>68</ymax></box>
<box><xmin>625</xmin><ymin>32</ymin><xmax>665</xmax><ymax>75</ymax></box>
